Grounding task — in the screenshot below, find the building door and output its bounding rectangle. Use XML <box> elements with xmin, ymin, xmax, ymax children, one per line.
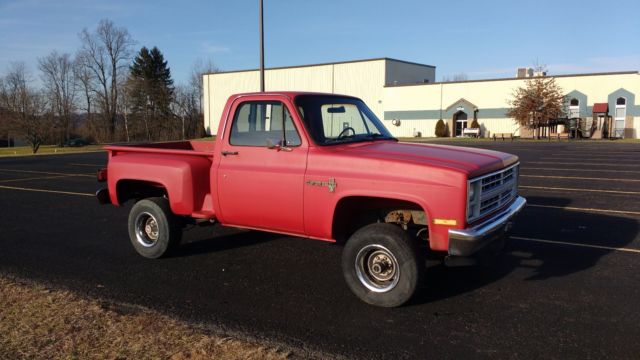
<box><xmin>454</xmin><ymin>111</ymin><xmax>468</xmax><ymax>137</ymax></box>
<box><xmin>614</xmin><ymin>97</ymin><xmax>626</xmax><ymax>138</ymax></box>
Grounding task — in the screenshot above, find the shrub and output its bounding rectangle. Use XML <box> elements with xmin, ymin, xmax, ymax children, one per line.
<box><xmin>435</xmin><ymin>119</ymin><xmax>447</xmax><ymax>137</ymax></box>
<box><xmin>470</xmin><ymin>119</ymin><xmax>480</xmax><ymax>129</ymax></box>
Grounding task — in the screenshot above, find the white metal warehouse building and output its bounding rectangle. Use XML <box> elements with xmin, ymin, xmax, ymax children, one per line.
<box><xmin>203</xmin><ymin>58</ymin><xmax>640</xmax><ymax>139</ymax></box>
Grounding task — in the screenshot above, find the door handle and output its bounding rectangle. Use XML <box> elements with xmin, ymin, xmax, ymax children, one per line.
<box><xmin>221</xmin><ymin>150</ymin><xmax>239</xmax><ymax>156</ymax></box>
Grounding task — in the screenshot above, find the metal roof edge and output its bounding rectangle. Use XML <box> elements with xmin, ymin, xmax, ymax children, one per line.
<box><xmin>384</xmin><ymin>71</ymin><xmax>640</xmax><ymax>88</ymax></box>
<box><xmin>204</xmin><ymin>57</ymin><xmax>436</xmax><ymax>76</ymax></box>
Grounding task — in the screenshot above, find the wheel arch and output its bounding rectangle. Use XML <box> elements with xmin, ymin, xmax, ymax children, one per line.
<box><xmin>331</xmin><ymin>195</ymin><xmax>431</xmax><ymax>243</ymax></box>
<box><xmin>115</xmin><ymin>179</ymin><xmax>169</xmax><ymax>205</ymax></box>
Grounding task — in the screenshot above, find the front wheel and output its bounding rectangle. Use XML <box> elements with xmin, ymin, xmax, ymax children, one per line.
<box><xmin>342</xmin><ymin>223</ymin><xmax>423</xmax><ymax>307</ymax></box>
<box><xmin>128</xmin><ymin>197</ymin><xmax>182</xmax><ymax>259</ymax></box>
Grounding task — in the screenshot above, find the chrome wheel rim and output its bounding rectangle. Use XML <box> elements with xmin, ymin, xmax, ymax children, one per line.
<box><xmin>135</xmin><ymin>212</ymin><xmax>159</xmax><ymax>247</ymax></box>
<box><xmin>355</xmin><ymin>244</ymin><xmax>399</xmax><ymax>293</ymax></box>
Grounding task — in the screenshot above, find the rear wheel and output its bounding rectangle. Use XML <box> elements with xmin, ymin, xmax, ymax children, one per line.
<box><xmin>342</xmin><ymin>223</ymin><xmax>423</xmax><ymax>307</ymax></box>
<box><xmin>128</xmin><ymin>197</ymin><xmax>182</xmax><ymax>259</ymax></box>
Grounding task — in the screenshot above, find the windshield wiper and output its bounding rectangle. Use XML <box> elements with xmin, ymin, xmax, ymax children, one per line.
<box><xmin>324</xmin><ymin>133</ymin><xmax>396</xmax><ymax>145</ymax></box>
<box><xmin>363</xmin><ymin>133</ymin><xmax>397</xmax><ymax>141</ymax></box>
<box><xmin>324</xmin><ymin>137</ymin><xmax>353</xmax><ymax>144</ymax></box>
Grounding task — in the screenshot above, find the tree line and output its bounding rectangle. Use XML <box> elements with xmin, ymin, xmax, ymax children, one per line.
<box><xmin>0</xmin><ymin>19</ymin><xmax>217</xmax><ymax>153</ymax></box>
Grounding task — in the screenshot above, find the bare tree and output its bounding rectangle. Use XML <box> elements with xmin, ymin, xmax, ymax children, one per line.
<box><xmin>172</xmin><ymin>84</ymin><xmax>200</xmax><ymax>140</ymax></box>
<box><xmin>441</xmin><ymin>72</ymin><xmax>468</xmax><ymax>82</ymax></box>
<box><xmin>506</xmin><ymin>66</ymin><xmax>565</xmax><ymax>138</ymax></box>
<box><xmin>0</xmin><ymin>63</ymin><xmax>51</xmax><ymax>153</ymax></box>
<box><xmin>186</xmin><ymin>59</ymin><xmax>218</xmax><ymax>138</ymax></box>
<box><xmin>38</xmin><ymin>51</ymin><xmax>77</xmax><ymax>143</ymax></box>
<box><xmin>74</xmin><ymin>53</ymin><xmax>97</xmax><ymax>138</ymax></box>
<box><xmin>78</xmin><ymin>19</ymin><xmax>133</xmax><ymax>141</ymax></box>
<box><xmin>117</xmin><ymin>71</ymin><xmax>132</xmax><ymax>142</ymax></box>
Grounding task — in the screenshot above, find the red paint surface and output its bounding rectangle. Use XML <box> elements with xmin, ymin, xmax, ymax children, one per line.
<box><xmin>104</xmin><ymin>92</ymin><xmax>518</xmax><ymax>252</ymax></box>
<box><xmin>592</xmin><ymin>103</ymin><xmax>609</xmax><ymax>113</ymax></box>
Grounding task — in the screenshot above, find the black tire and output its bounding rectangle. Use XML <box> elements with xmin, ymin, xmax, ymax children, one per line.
<box><xmin>342</xmin><ymin>223</ymin><xmax>424</xmax><ymax>307</ymax></box>
<box><xmin>127</xmin><ymin>197</ymin><xmax>182</xmax><ymax>259</ymax></box>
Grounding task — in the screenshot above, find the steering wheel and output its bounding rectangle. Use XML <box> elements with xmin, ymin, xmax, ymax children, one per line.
<box><xmin>337</xmin><ymin>127</ymin><xmax>356</xmax><ymax>139</ymax></box>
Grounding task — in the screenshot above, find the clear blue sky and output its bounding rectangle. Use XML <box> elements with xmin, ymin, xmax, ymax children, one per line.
<box><xmin>1</xmin><ymin>0</ymin><xmax>639</xmax><ymax>84</ymax></box>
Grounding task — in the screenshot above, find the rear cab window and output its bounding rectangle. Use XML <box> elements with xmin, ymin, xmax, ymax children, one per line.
<box><xmin>229</xmin><ymin>101</ymin><xmax>302</xmax><ymax>147</ymax></box>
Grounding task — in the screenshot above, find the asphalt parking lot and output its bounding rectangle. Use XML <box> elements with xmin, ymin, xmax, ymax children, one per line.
<box><xmin>0</xmin><ymin>141</ymin><xmax>639</xmax><ymax>359</ymax></box>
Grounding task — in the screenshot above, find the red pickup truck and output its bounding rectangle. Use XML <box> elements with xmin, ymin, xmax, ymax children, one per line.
<box><xmin>97</xmin><ymin>92</ymin><xmax>525</xmax><ymax>307</ymax></box>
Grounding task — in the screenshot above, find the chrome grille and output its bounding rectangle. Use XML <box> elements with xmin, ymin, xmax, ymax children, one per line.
<box><xmin>481</xmin><ymin>167</ymin><xmax>514</xmax><ymax>192</ymax></box>
<box><xmin>467</xmin><ymin>164</ymin><xmax>519</xmax><ymax>223</ymax></box>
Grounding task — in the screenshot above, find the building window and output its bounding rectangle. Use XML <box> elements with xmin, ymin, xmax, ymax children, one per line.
<box><xmin>614</xmin><ymin>97</ymin><xmax>626</xmax><ymax>138</ymax></box>
<box><xmin>569</xmin><ymin>98</ymin><xmax>580</xmax><ymax>118</ymax></box>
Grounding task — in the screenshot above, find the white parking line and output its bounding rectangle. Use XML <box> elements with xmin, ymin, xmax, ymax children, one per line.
<box><xmin>521</xmin><ymin>174</ymin><xmax>640</xmax><ymax>182</ymax></box>
<box><xmin>520</xmin><ymin>185</ymin><xmax>640</xmax><ymax>195</ymax></box>
<box><xmin>547</xmin><ymin>155</ymin><xmax>640</xmax><ymax>160</ymax></box>
<box><xmin>68</xmin><ymin>163</ymin><xmax>105</xmax><ymax>167</ymax></box>
<box><xmin>527</xmin><ymin>204</ymin><xmax>640</xmax><ymax>216</ymax></box>
<box><xmin>512</xmin><ymin>236</ymin><xmax>640</xmax><ymax>254</ymax></box>
<box><xmin>522</xmin><ymin>167</ymin><xmax>640</xmax><ymax>174</ymax></box>
<box><xmin>0</xmin><ymin>168</ymin><xmax>94</xmax><ymax>177</ymax></box>
<box><xmin>541</xmin><ymin>157</ymin><xmax>640</xmax><ymax>162</ymax></box>
<box><xmin>0</xmin><ymin>175</ymin><xmax>73</xmax><ymax>184</ymax></box>
<box><xmin>0</xmin><ymin>185</ymin><xmax>93</xmax><ymax>197</ymax></box>
<box><xmin>547</xmin><ymin>151</ymin><xmax>640</xmax><ymax>156</ymax></box>
<box><xmin>528</xmin><ymin>161</ymin><xmax>640</xmax><ymax>167</ymax></box>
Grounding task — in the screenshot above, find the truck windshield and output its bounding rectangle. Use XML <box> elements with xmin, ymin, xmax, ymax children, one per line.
<box><xmin>294</xmin><ymin>95</ymin><xmax>396</xmax><ymax>146</ymax></box>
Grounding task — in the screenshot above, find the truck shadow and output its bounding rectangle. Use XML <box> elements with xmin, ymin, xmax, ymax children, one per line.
<box><xmin>166</xmin><ymin>196</ymin><xmax>638</xmax><ymax>306</ymax></box>
<box><xmin>411</xmin><ymin>195</ymin><xmax>639</xmax><ymax>305</ymax></box>
<box><xmin>172</xmin><ymin>226</ymin><xmax>281</xmax><ymax>257</ymax></box>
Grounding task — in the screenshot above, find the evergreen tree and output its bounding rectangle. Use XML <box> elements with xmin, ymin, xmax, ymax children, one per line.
<box><xmin>127</xmin><ymin>46</ymin><xmax>175</xmax><ymax>140</ymax></box>
<box><xmin>435</xmin><ymin>119</ymin><xmax>447</xmax><ymax>137</ymax></box>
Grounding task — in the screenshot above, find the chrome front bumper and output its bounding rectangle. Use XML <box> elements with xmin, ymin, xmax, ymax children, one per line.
<box><xmin>448</xmin><ymin>196</ymin><xmax>526</xmax><ymax>257</ymax></box>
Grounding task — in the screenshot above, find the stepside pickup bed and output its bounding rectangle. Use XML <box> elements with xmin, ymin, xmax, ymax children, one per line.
<box><xmin>97</xmin><ymin>92</ymin><xmax>526</xmax><ymax>307</ymax></box>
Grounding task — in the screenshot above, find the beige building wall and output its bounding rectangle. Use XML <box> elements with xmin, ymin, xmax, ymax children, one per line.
<box><xmin>383</xmin><ymin>72</ymin><xmax>640</xmax><ymax>139</ymax></box>
<box><xmin>384</xmin><ymin>80</ymin><xmax>528</xmax><ymax>138</ymax></box>
<box><xmin>204</xmin><ymin>58</ymin><xmax>639</xmax><ymax>139</ymax></box>
<box><xmin>382</xmin><ymin>84</ymin><xmax>441</xmax><ymax>137</ymax></box>
<box><xmin>203</xmin><ymin>71</ymin><xmax>260</xmax><ymax>135</ymax></box>
<box><xmin>554</xmin><ymin>74</ymin><xmax>639</xmax><ymax>100</ymax></box>
<box><xmin>333</xmin><ymin>60</ymin><xmax>386</xmax><ymax>118</ymax></box>
<box><xmin>204</xmin><ymin>59</ymin><xmax>389</xmax><ymax>135</ymax></box>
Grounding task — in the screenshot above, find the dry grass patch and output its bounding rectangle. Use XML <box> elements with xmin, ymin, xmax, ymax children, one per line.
<box><xmin>0</xmin><ymin>276</ymin><xmax>290</xmax><ymax>359</ymax></box>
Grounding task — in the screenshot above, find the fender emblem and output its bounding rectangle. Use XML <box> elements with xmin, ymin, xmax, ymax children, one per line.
<box><xmin>305</xmin><ymin>178</ymin><xmax>337</xmax><ymax>193</ymax></box>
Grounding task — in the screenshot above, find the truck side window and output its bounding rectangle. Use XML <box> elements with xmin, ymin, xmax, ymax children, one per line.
<box><xmin>230</xmin><ymin>101</ymin><xmax>302</xmax><ymax>147</ymax></box>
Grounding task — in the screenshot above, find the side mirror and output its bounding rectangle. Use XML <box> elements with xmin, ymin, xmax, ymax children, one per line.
<box><xmin>266</xmin><ymin>139</ymin><xmax>292</xmax><ymax>152</ymax></box>
<box><xmin>266</xmin><ymin>138</ymin><xmax>279</xmax><ymax>149</ymax></box>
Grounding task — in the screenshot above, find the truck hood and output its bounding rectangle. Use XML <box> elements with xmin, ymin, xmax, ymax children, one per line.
<box><xmin>340</xmin><ymin>141</ymin><xmax>518</xmax><ymax>178</ymax></box>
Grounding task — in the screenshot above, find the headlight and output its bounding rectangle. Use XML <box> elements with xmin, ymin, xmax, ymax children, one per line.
<box><xmin>468</xmin><ymin>180</ymin><xmax>480</xmax><ymax>202</ymax></box>
<box><xmin>467</xmin><ymin>179</ymin><xmax>481</xmax><ymax>221</ymax></box>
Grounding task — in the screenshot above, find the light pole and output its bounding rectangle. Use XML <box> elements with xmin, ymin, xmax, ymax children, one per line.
<box><xmin>259</xmin><ymin>0</ymin><xmax>265</xmax><ymax>92</ymax></box>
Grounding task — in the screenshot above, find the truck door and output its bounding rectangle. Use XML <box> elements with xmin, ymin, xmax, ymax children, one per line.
<box><xmin>217</xmin><ymin>99</ymin><xmax>308</xmax><ymax>234</ymax></box>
